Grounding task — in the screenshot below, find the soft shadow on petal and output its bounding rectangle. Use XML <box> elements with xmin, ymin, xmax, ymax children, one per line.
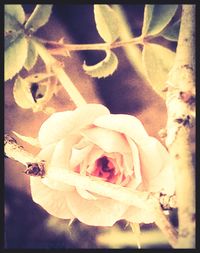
<box><xmin>39</xmin><ymin>104</ymin><xmax>110</xmax><ymax>148</ymax></box>
<box><xmin>138</xmin><ymin>137</ymin><xmax>175</xmax><ymax>194</ymax></box>
<box><xmin>93</xmin><ymin>114</ymin><xmax>149</xmax><ymax>145</ymax></box>
<box><xmin>81</xmin><ymin>127</ymin><xmax>131</xmax><ymax>154</ymax></box>
<box><xmin>66</xmin><ymin>190</ymin><xmax>128</xmax><ymax>226</ymax></box>
<box><xmin>42</xmin><ymin>176</ymin><xmax>74</xmax><ymax>192</ymax></box>
<box><xmin>121</xmin><ymin>205</ymin><xmax>155</xmax><ymax>224</ymax></box>
<box><xmin>37</xmin><ymin>143</ymin><xmax>57</xmax><ymax>165</ymax></box>
<box><xmin>30</xmin><ymin>177</ymin><xmax>74</xmax><ymax>219</ymax></box>
<box><xmin>126</xmin><ymin>137</ymin><xmax>142</xmax><ymax>184</ymax></box>
<box><xmin>76</xmin><ymin>187</ymin><xmax>98</xmax><ymax>200</ymax></box>
<box><xmin>70</xmin><ymin>142</ymin><xmax>94</xmax><ymax>170</ymax></box>
<box><xmin>144</xmin><ymin>165</ymin><xmax>175</xmax><ymax>195</ymax></box>
<box><xmin>85</xmin><ymin>146</ymin><xmax>104</xmax><ymax>174</ymax></box>
<box><xmin>106</xmin><ymin>152</ymin><xmax>123</xmax><ymax>175</ymax></box>
<box><xmin>50</xmin><ymin>135</ymin><xmax>81</xmax><ymax>168</ymax></box>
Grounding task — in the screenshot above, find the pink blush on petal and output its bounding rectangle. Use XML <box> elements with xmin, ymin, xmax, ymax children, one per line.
<box><xmin>91</xmin><ymin>156</ymin><xmax>116</xmax><ymax>181</ymax></box>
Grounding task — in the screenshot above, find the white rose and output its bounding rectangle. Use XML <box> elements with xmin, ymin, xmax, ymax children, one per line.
<box><xmin>30</xmin><ymin>104</ymin><xmax>175</xmax><ymax>226</ymax></box>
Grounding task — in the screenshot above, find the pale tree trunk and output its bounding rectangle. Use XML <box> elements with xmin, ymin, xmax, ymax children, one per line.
<box><xmin>165</xmin><ymin>5</ymin><xmax>196</xmax><ymax>248</ymax></box>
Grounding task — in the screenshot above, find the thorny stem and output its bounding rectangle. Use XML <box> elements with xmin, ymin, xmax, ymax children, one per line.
<box><xmin>5</xmin><ymin>133</ymin><xmax>178</xmax><ymax>247</ymax></box>
<box><xmin>31</xmin><ymin>38</ymin><xmax>87</xmax><ymax>107</ymax></box>
<box><xmin>165</xmin><ymin>5</ymin><xmax>195</xmax><ymax>248</ymax></box>
<box><xmin>37</xmin><ymin>36</ymin><xmax>143</xmax><ymax>52</ymax></box>
<box><xmin>4</xmin><ymin>134</ymin><xmax>36</xmax><ymax>165</ymax></box>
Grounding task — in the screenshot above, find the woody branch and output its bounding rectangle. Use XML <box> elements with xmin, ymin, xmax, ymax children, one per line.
<box><xmin>165</xmin><ymin>5</ymin><xmax>195</xmax><ymax>248</ymax></box>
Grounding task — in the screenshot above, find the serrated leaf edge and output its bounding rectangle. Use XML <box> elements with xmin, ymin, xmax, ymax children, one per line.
<box><xmin>83</xmin><ymin>50</ymin><xmax>118</xmax><ymax>78</ymax></box>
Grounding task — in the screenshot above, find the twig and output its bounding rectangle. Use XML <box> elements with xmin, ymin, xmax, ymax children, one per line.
<box><xmin>111</xmin><ymin>5</ymin><xmax>148</xmax><ymax>83</ymax></box>
<box><xmin>31</xmin><ymin>38</ymin><xmax>87</xmax><ymax>107</ymax></box>
<box><xmin>165</xmin><ymin>5</ymin><xmax>196</xmax><ymax>248</ymax></box>
<box><xmin>4</xmin><ymin>134</ymin><xmax>36</xmax><ymax>165</ymax></box>
<box><xmin>150</xmin><ymin>196</ymin><xmax>178</xmax><ymax>248</ymax></box>
<box><xmin>37</xmin><ymin>36</ymin><xmax>142</xmax><ymax>52</ymax></box>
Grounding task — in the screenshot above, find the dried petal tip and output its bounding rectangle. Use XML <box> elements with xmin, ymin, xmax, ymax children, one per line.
<box><xmin>24</xmin><ymin>160</ymin><xmax>46</xmax><ymax>177</ymax></box>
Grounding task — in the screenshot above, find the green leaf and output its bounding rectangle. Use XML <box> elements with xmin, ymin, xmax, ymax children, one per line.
<box><xmin>24</xmin><ymin>40</ymin><xmax>38</xmax><ymax>71</ymax></box>
<box><xmin>24</xmin><ymin>5</ymin><xmax>53</xmax><ymax>33</ymax></box>
<box><xmin>142</xmin><ymin>5</ymin><xmax>178</xmax><ymax>36</ymax></box>
<box><xmin>13</xmin><ymin>76</ymin><xmax>35</xmax><ymax>109</ymax></box>
<box><xmin>160</xmin><ymin>20</ymin><xmax>180</xmax><ymax>41</ymax></box>
<box><xmin>4</xmin><ymin>29</ymin><xmax>24</xmax><ymax>51</ymax></box>
<box><xmin>4</xmin><ymin>5</ymin><xmax>25</xmax><ymax>25</ymax></box>
<box><xmin>5</xmin><ymin>34</ymin><xmax>28</xmax><ymax>81</ymax></box>
<box><xmin>142</xmin><ymin>43</ymin><xmax>175</xmax><ymax>98</ymax></box>
<box><xmin>5</xmin><ymin>12</ymin><xmax>22</xmax><ymax>33</ymax></box>
<box><xmin>94</xmin><ymin>4</ymin><xmax>120</xmax><ymax>42</ymax></box>
<box><xmin>13</xmin><ymin>73</ymin><xmax>56</xmax><ymax>111</ymax></box>
<box><xmin>4</xmin><ymin>5</ymin><xmax>25</xmax><ymax>51</ymax></box>
<box><xmin>83</xmin><ymin>50</ymin><xmax>118</xmax><ymax>78</ymax></box>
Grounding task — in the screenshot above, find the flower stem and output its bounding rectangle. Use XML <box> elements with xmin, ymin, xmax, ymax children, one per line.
<box><xmin>37</xmin><ymin>36</ymin><xmax>142</xmax><ymax>52</ymax></box>
<box><xmin>111</xmin><ymin>5</ymin><xmax>147</xmax><ymax>82</ymax></box>
<box><xmin>32</xmin><ymin>38</ymin><xmax>87</xmax><ymax>107</ymax></box>
<box><xmin>154</xmin><ymin>202</ymin><xmax>178</xmax><ymax>248</ymax></box>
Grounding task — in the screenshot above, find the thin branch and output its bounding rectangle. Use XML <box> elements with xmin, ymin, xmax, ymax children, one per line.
<box><xmin>37</xmin><ymin>36</ymin><xmax>143</xmax><ymax>52</ymax></box>
<box><xmin>165</xmin><ymin>5</ymin><xmax>196</xmax><ymax>248</ymax></box>
<box><xmin>31</xmin><ymin>38</ymin><xmax>87</xmax><ymax>107</ymax></box>
<box><xmin>111</xmin><ymin>5</ymin><xmax>148</xmax><ymax>83</ymax></box>
<box><xmin>152</xmin><ymin>197</ymin><xmax>178</xmax><ymax>248</ymax></box>
<box><xmin>4</xmin><ymin>134</ymin><xmax>36</xmax><ymax>165</ymax></box>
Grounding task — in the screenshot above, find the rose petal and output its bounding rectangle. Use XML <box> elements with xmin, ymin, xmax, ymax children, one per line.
<box><xmin>73</xmin><ymin>138</ymin><xmax>91</xmax><ymax>149</ymax></box>
<box><xmin>105</xmin><ymin>153</ymin><xmax>122</xmax><ymax>174</ymax></box>
<box><xmin>121</xmin><ymin>205</ymin><xmax>155</xmax><ymax>223</ymax></box>
<box><xmin>94</xmin><ymin>114</ymin><xmax>174</xmax><ymax>194</ymax></box>
<box><xmin>50</xmin><ymin>135</ymin><xmax>81</xmax><ymax>168</ymax></box>
<box><xmin>94</xmin><ymin>114</ymin><xmax>149</xmax><ymax>145</ymax></box>
<box><xmin>126</xmin><ymin>137</ymin><xmax>142</xmax><ymax>185</ymax></box>
<box><xmin>30</xmin><ymin>177</ymin><xmax>74</xmax><ymax>219</ymax></box>
<box><xmin>66</xmin><ymin>190</ymin><xmax>128</xmax><ymax>226</ymax></box>
<box><xmin>76</xmin><ymin>187</ymin><xmax>98</xmax><ymax>200</ymax></box>
<box><xmin>86</xmin><ymin>146</ymin><xmax>104</xmax><ymax>167</ymax></box>
<box><xmin>39</xmin><ymin>104</ymin><xmax>110</xmax><ymax>148</ymax></box>
<box><xmin>42</xmin><ymin>176</ymin><xmax>74</xmax><ymax>192</ymax></box>
<box><xmin>70</xmin><ymin>142</ymin><xmax>94</xmax><ymax>170</ymax></box>
<box><xmin>85</xmin><ymin>146</ymin><xmax>104</xmax><ymax>174</ymax></box>
<box><xmin>37</xmin><ymin>143</ymin><xmax>56</xmax><ymax>165</ymax></box>
<box><xmin>37</xmin><ymin>143</ymin><xmax>74</xmax><ymax>191</ymax></box>
<box><xmin>81</xmin><ymin>127</ymin><xmax>131</xmax><ymax>154</ymax></box>
<box><xmin>138</xmin><ymin>137</ymin><xmax>175</xmax><ymax>194</ymax></box>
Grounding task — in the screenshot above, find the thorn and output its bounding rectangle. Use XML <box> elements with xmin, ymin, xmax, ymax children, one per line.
<box><xmin>130</xmin><ymin>223</ymin><xmax>141</xmax><ymax>249</ymax></box>
<box><xmin>58</xmin><ymin>37</ymin><xmax>65</xmax><ymax>44</ymax></box>
<box><xmin>158</xmin><ymin>128</ymin><xmax>167</xmax><ymax>140</ymax></box>
<box><xmin>162</xmin><ymin>86</ymin><xmax>168</xmax><ymax>92</ymax></box>
<box><xmin>68</xmin><ymin>218</ymin><xmax>75</xmax><ymax>226</ymax></box>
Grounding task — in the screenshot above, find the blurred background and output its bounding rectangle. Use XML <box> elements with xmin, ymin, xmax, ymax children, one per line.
<box><xmin>4</xmin><ymin>4</ymin><xmax>178</xmax><ymax>249</ymax></box>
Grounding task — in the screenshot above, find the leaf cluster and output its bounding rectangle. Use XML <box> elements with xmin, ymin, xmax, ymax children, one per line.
<box><xmin>4</xmin><ymin>4</ymin><xmax>180</xmax><ymax>112</ymax></box>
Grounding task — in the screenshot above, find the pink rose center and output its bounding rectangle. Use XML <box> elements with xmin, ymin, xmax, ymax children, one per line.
<box><xmin>91</xmin><ymin>156</ymin><xmax>118</xmax><ymax>183</ymax></box>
